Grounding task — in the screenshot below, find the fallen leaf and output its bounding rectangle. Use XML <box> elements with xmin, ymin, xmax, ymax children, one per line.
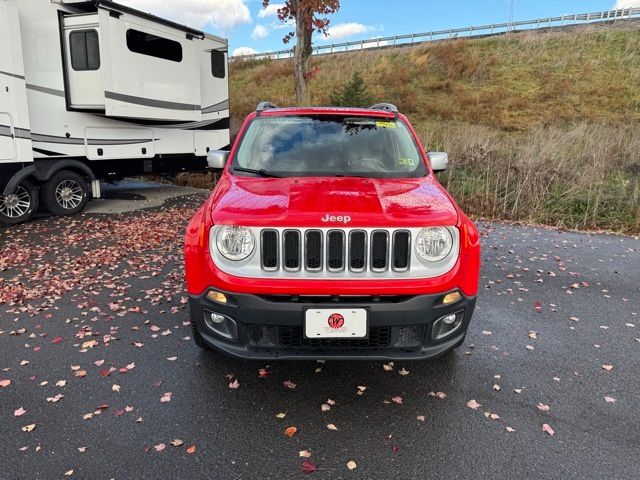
<box><xmin>186</xmin><ymin>445</ymin><xmax>196</xmax><ymax>454</ymax></box>
<box><xmin>467</xmin><ymin>399</ymin><xmax>481</xmax><ymax>410</ymax></box>
<box><xmin>284</xmin><ymin>426</ymin><xmax>298</xmax><ymax>438</ymax></box>
<box><xmin>64</xmin><ymin>470</ymin><xmax>74</xmax><ymax>477</ymax></box>
<box><xmin>537</xmin><ymin>403</ymin><xmax>550</xmax><ymax>412</ymax></box>
<box><xmin>506</xmin><ymin>427</ymin><xmax>515</xmax><ymax>432</ymax></box>
<box><xmin>416</xmin><ymin>415</ymin><xmax>426</xmax><ymax>422</ymax></box>
<box><xmin>604</xmin><ymin>396</ymin><xmax>617</xmax><ymax>403</ymax></box>
<box><xmin>542</xmin><ymin>423</ymin><xmax>555</xmax><ymax>436</ymax></box>
<box><xmin>399</xmin><ymin>368</ymin><xmax>410</xmax><ymax>376</ymax></box>
<box><xmin>21</xmin><ymin>424</ymin><xmax>36</xmax><ymax>432</ymax></box>
<box><xmin>228</xmin><ymin>379</ymin><xmax>240</xmax><ymax>389</ymax></box>
<box><xmin>46</xmin><ymin>394</ymin><xmax>64</xmax><ymax>403</ymax></box>
<box><xmin>0</xmin><ymin>379</ymin><xmax>11</xmax><ymax>388</ymax></box>
<box><xmin>602</xmin><ymin>364</ymin><xmax>613</xmax><ymax>371</ymax></box>
<box><xmin>258</xmin><ymin>368</ymin><xmax>269</xmax><ymax>378</ymax></box>
<box><xmin>356</xmin><ymin>386</ymin><xmax>367</xmax><ymax>395</ymax></box>
<box><xmin>299</xmin><ymin>450</ymin><xmax>312</xmax><ymax>458</ymax></box>
<box><xmin>160</xmin><ymin>392</ymin><xmax>172</xmax><ymax>403</ymax></box>
<box><xmin>327</xmin><ymin>423</ymin><xmax>338</xmax><ymax>431</ymax></box>
<box><xmin>301</xmin><ymin>460</ymin><xmax>317</xmax><ymax>474</ymax></box>
<box><xmin>56</xmin><ymin>380</ymin><xmax>67</xmax><ymax>387</ymax></box>
<box><xmin>347</xmin><ymin>460</ymin><xmax>357</xmax><ymax>470</ymax></box>
<box><xmin>492</xmin><ymin>384</ymin><xmax>501</xmax><ymax>391</ymax></box>
<box><xmin>170</xmin><ymin>439</ymin><xmax>184</xmax><ymax>447</ymax></box>
<box><xmin>383</xmin><ymin>362</ymin><xmax>394</xmax><ymax>371</ymax></box>
<box><xmin>154</xmin><ymin>443</ymin><xmax>165</xmax><ymax>452</ymax></box>
<box><xmin>321</xmin><ymin>404</ymin><xmax>331</xmax><ymax>412</ymax></box>
<box><xmin>77</xmin><ymin>447</ymin><xmax>87</xmax><ymax>453</ymax></box>
<box><xmin>276</xmin><ymin>412</ymin><xmax>286</xmax><ymax>419</ymax></box>
<box><xmin>112</xmin><ymin>384</ymin><xmax>121</xmax><ymax>393</ymax></box>
<box><xmin>283</xmin><ymin>380</ymin><xmax>297</xmax><ymax>389</ymax></box>
<box><xmin>166</xmin><ymin>357</ymin><xmax>177</xmax><ymax>361</ymax></box>
<box><xmin>14</xmin><ymin>407</ymin><xmax>26</xmax><ymax>417</ymax></box>
<box><xmin>481</xmin><ymin>330</ymin><xmax>492</xmax><ymax>336</ymax></box>
<box><xmin>391</xmin><ymin>396</ymin><xmax>403</xmax><ymax>404</ymax></box>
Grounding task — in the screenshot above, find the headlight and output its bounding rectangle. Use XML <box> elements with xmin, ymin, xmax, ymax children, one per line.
<box><xmin>216</xmin><ymin>226</ymin><xmax>255</xmax><ymax>261</ymax></box>
<box><xmin>415</xmin><ymin>227</ymin><xmax>453</xmax><ymax>262</ymax></box>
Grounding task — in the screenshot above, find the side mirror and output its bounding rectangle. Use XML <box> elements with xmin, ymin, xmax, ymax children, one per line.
<box><xmin>207</xmin><ymin>150</ymin><xmax>230</xmax><ymax>171</ymax></box>
<box><xmin>428</xmin><ymin>152</ymin><xmax>449</xmax><ymax>173</ymax></box>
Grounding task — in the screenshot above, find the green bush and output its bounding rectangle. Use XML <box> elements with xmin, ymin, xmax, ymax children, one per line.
<box><xmin>329</xmin><ymin>72</ymin><xmax>373</xmax><ymax>108</ymax></box>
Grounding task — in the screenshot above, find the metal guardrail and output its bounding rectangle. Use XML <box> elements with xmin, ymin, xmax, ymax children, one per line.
<box><xmin>233</xmin><ymin>7</ymin><xmax>640</xmax><ymax>60</ymax></box>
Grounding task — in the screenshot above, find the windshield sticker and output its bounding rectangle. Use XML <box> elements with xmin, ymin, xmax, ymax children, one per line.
<box><xmin>398</xmin><ymin>157</ymin><xmax>418</xmax><ymax>166</ymax></box>
<box><xmin>376</xmin><ymin>121</ymin><xmax>397</xmax><ymax>128</ymax></box>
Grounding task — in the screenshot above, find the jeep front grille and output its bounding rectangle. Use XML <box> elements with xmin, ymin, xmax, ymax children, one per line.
<box><xmin>260</xmin><ymin>228</ymin><xmax>411</xmax><ymax>274</ymax></box>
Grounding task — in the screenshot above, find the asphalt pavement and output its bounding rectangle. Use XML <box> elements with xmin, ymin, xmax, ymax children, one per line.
<box><xmin>0</xmin><ymin>182</ymin><xmax>638</xmax><ymax>480</ymax></box>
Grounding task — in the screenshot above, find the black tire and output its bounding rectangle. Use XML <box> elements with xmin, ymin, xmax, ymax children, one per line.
<box><xmin>0</xmin><ymin>179</ymin><xmax>39</xmax><ymax>226</ymax></box>
<box><xmin>42</xmin><ymin>170</ymin><xmax>88</xmax><ymax>216</ymax></box>
<box><xmin>191</xmin><ymin>322</ymin><xmax>211</xmax><ymax>350</ymax></box>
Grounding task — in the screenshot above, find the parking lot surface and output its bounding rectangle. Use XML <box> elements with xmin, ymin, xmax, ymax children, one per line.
<box><xmin>1</xmin><ymin>183</ymin><xmax>638</xmax><ymax>479</ymax></box>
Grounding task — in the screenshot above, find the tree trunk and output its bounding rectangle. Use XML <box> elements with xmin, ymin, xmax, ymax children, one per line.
<box><xmin>293</xmin><ymin>4</ymin><xmax>311</xmax><ymax>105</ymax></box>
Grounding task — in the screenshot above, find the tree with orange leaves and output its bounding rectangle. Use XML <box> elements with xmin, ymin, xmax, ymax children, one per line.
<box><xmin>263</xmin><ymin>0</ymin><xmax>340</xmax><ymax>104</ymax></box>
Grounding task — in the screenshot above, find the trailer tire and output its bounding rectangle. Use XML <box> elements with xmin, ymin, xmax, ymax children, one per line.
<box><xmin>42</xmin><ymin>170</ymin><xmax>88</xmax><ymax>216</ymax></box>
<box><xmin>0</xmin><ymin>179</ymin><xmax>39</xmax><ymax>226</ymax></box>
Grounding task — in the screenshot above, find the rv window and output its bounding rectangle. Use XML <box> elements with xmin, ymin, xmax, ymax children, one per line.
<box><xmin>69</xmin><ymin>30</ymin><xmax>100</xmax><ymax>71</ymax></box>
<box><xmin>126</xmin><ymin>29</ymin><xmax>183</xmax><ymax>63</ymax></box>
<box><xmin>211</xmin><ymin>50</ymin><xmax>226</xmax><ymax>78</ymax></box>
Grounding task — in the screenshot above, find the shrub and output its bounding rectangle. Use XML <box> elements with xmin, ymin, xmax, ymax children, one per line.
<box><xmin>329</xmin><ymin>72</ymin><xmax>373</xmax><ymax>108</ymax></box>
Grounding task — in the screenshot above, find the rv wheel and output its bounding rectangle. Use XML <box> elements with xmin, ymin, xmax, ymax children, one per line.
<box><xmin>0</xmin><ymin>179</ymin><xmax>39</xmax><ymax>226</ymax></box>
<box><xmin>42</xmin><ymin>171</ymin><xmax>88</xmax><ymax>216</ymax></box>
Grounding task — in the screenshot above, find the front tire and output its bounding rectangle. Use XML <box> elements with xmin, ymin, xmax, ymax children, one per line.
<box><xmin>42</xmin><ymin>170</ymin><xmax>88</xmax><ymax>216</ymax></box>
<box><xmin>0</xmin><ymin>179</ymin><xmax>38</xmax><ymax>226</ymax></box>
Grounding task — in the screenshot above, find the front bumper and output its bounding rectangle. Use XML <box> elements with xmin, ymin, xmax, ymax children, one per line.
<box><xmin>189</xmin><ymin>289</ymin><xmax>476</xmax><ymax>360</ymax></box>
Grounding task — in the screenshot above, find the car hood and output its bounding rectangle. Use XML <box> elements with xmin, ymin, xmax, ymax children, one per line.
<box><xmin>209</xmin><ymin>175</ymin><xmax>458</xmax><ymax>228</ymax></box>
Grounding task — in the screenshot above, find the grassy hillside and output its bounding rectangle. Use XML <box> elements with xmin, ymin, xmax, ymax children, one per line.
<box><xmin>223</xmin><ymin>25</ymin><xmax>640</xmax><ymax>233</ymax></box>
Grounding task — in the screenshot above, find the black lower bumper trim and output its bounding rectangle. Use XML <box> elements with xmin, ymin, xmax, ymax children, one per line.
<box><xmin>189</xmin><ymin>290</ymin><xmax>476</xmax><ymax>360</ymax></box>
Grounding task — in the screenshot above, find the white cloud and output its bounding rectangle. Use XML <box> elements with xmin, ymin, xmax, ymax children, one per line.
<box><xmin>322</xmin><ymin>23</ymin><xmax>373</xmax><ymax>42</ymax></box>
<box><xmin>251</xmin><ymin>24</ymin><xmax>269</xmax><ymax>39</ymax></box>
<box><xmin>121</xmin><ymin>0</ymin><xmax>251</xmax><ymax>31</ymax></box>
<box><xmin>258</xmin><ymin>3</ymin><xmax>285</xmax><ymax>18</ymax></box>
<box><xmin>232</xmin><ymin>46</ymin><xmax>258</xmax><ymax>57</ymax></box>
<box><xmin>613</xmin><ymin>0</ymin><xmax>640</xmax><ymax>8</ymax></box>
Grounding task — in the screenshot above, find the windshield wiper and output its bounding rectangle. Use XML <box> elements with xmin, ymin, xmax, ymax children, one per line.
<box><xmin>232</xmin><ymin>167</ymin><xmax>283</xmax><ymax>178</ymax></box>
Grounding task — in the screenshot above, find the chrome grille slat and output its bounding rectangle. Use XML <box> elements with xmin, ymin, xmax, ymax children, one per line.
<box><xmin>261</xmin><ymin>228</ymin><xmax>411</xmax><ymax>275</ymax></box>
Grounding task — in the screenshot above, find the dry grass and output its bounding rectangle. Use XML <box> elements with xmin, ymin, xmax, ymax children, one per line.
<box><xmin>217</xmin><ymin>25</ymin><xmax>640</xmax><ymax>233</ymax></box>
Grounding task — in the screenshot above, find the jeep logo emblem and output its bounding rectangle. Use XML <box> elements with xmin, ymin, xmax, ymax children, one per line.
<box><xmin>321</xmin><ymin>214</ymin><xmax>351</xmax><ymax>224</ymax></box>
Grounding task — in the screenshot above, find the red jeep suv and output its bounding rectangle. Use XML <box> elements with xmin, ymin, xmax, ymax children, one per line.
<box><xmin>184</xmin><ymin>103</ymin><xmax>480</xmax><ymax>360</ymax></box>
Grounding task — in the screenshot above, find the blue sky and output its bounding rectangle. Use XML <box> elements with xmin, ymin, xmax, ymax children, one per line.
<box><xmin>123</xmin><ymin>0</ymin><xmax>637</xmax><ymax>56</ymax></box>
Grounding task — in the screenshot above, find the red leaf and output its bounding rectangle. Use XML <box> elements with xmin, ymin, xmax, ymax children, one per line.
<box><xmin>301</xmin><ymin>460</ymin><xmax>318</xmax><ymax>474</ymax></box>
<box><xmin>51</xmin><ymin>337</ymin><xmax>62</xmax><ymax>344</ymax></box>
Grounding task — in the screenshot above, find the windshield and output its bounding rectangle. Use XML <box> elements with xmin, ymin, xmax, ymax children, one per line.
<box><xmin>232</xmin><ymin>115</ymin><xmax>427</xmax><ymax>178</ymax></box>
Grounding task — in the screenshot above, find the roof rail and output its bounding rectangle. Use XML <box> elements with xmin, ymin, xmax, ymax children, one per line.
<box><xmin>256</xmin><ymin>102</ymin><xmax>279</xmax><ymax>113</ymax></box>
<box><xmin>369</xmin><ymin>103</ymin><xmax>399</xmax><ymax>118</ymax></box>
<box><xmin>369</xmin><ymin>103</ymin><xmax>398</xmax><ymax>113</ymax></box>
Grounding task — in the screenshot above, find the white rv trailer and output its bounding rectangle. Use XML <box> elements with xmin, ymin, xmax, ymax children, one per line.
<box><xmin>0</xmin><ymin>0</ymin><xmax>230</xmax><ymax>225</ymax></box>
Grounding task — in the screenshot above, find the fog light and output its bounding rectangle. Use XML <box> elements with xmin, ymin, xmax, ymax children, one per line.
<box><xmin>206</xmin><ymin>290</ymin><xmax>228</xmax><ymax>304</ymax></box>
<box><xmin>441</xmin><ymin>313</ymin><xmax>457</xmax><ymax>325</ymax></box>
<box><xmin>432</xmin><ymin>311</ymin><xmax>464</xmax><ymax>340</ymax></box>
<box><xmin>203</xmin><ymin>310</ymin><xmax>238</xmax><ymax>341</ymax></box>
<box><xmin>442</xmin><ymin>291</ymin><xmax>461</xmax><ymax>305</ymax></box>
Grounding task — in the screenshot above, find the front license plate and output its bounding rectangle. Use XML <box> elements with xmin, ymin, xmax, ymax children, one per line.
<box><xmin>304</xmin><ymin>308</ymin><xmax>367</xmax><ymax>339</ymax></box>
